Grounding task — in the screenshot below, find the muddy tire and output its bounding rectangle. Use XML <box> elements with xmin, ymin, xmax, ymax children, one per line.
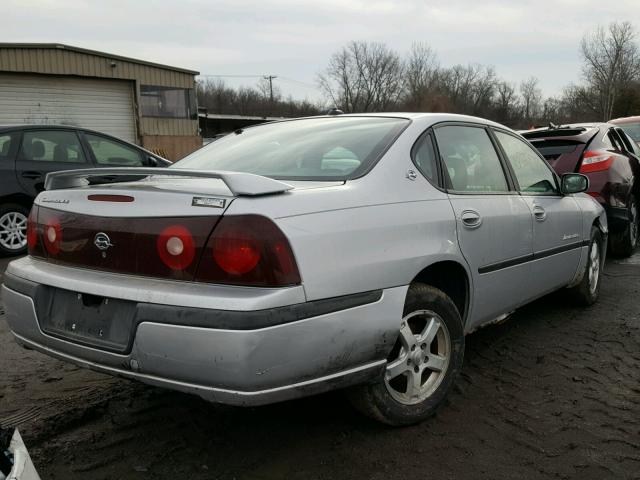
<box><xmin>348</xmin><ymin>284</ymin><xmax>464</xmax><ymax>426</ymax></box>
<box><xmin>610</xmin><ymin>196</ymin><xmax>638</xmax><ymax>258</ymax></box>
<box><xmin>568</xmin><ymin>226</ymin><xmax>603</xmax><ymax>306</ymax></box>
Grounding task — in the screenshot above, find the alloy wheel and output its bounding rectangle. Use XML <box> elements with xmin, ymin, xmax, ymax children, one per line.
<box><xmin>588</xmin><ymin>240</ymin><xmax>601</xmax><ymax>295</ymax></box>
<box><xmin>0</xmin><ymin>211</ymin><xmax>27</xmax><ymax>252</ymax></box>
<box><xmin>384</xmin><ymin>310</ymin><xmax>451</xmax><ymax>405</ymax></box>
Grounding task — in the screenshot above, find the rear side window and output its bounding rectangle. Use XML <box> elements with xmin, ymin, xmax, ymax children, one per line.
<box><xmin>20</xmin><ymin>131</ymin><xmax>86</xmax><ymax>164</ymax></box>
<box><xmin>86</xmin><ymin>133</ymin><xmax>144</xmax><ymax>166</ymax></box>
<box><xmin>174</xmin><ymin>117</ymin><xmax>410</xmax><ymax>180</ymax></box>
<box><xmin>0</xmin><ymin>134</ymin><xmax>13</xmax><ymax>160</ymax></box>
<box><xmin>434</xmin><ymin>125</ymin><xmax>508</xmax><ymax>193</ymax></box>
<box><xmin>495</xmin><ymin>131</ymin><xmax>558</xmax><ymax>194</ymax></box>
<box><xmin>412</xmin><ymin>132</ymin><xmax>438</xmax><ymax>184</ymax></box>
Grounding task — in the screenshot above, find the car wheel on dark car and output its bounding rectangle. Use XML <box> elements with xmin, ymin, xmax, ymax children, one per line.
<box><xmin>0</xmin><ymin>203</ymin><xmax>29</xmax><ymax>256</ymax></box>
<box><xmin>348</xmin><ymin>284</ymin><xmax>465</xmax><ymax>426</ymax></box>
<box><xmin>610</xmin><ymin>196</ymin><xmax>639</xmax><ymax>258</ymax></box>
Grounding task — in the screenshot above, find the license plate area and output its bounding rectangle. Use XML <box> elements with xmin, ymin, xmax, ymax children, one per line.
<box><xmin>39</xmin><ymin>288</ymin><xmax>137</xmax><ymax>353</ymax></box>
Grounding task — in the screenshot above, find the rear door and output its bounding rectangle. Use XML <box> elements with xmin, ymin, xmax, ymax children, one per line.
<box><xmin>493</xmin><ymin>129</ymin><xmax>583</xmax><ymax>294</ymax></box>
<box><xmin>433</xmin><ymin>124</ymin><xmax>534</xmax><ymax>328</ymax></box>
<box><xmin>15</xmin><ymin>129</ymin><xmax>92</xmax><ymax>196</ymax></box>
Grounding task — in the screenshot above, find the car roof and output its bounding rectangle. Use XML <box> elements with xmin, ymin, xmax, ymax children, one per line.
<box><xmin>609</xmin><ymin>116</ymin><xmax>640</xmax><ymax>124</ymax></box>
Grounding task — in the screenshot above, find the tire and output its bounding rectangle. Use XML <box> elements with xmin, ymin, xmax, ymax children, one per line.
<box><xmin>348</xmin><ymin>284</ymin><xmax>464</xmax><ymax>426</ymax></box>
<box><xmin>568</xmin><ymin>226</ymin><xmax>603</xmax><ymax>306</ymax></box>
<box><xmin>0</xmin><ymin>203</ymin><xmax>30</xmax><ymax>256</ymax></box>
<box><xmin>610</xmin><ymin>196</ymin><xmax>638</xmax><ymax>258</ymax></box>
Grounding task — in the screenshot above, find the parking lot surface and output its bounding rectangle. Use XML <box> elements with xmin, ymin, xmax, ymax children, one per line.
<box><xmin>1</xmin><ymin>255</ymin><xmax>639</xmax><ymax>480</ymax></box>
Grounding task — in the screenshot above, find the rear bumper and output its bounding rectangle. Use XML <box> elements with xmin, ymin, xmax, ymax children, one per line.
<box><xmin>3</xmin><ymin>259</ymin><xmax>407</xmax><ymax>406</ymax></box>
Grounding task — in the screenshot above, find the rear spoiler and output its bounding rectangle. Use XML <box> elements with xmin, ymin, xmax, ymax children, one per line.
<box><xmin>44</xmin><ymin>168</ymin><xmax>294</xmax><ymax>196</ymax></box>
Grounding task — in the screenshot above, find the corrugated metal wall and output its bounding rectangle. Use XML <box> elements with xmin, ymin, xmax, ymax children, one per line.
<box><xmin>0</xmin><ymin>46</ymin><xmax>195</xmax><ymax>88</ymax></box>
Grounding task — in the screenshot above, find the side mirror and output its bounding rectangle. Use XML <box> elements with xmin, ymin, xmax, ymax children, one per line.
<box><xmin>561</xmin><ymin>173</ymin><xmax>589</xmax><ymax>194</ymax></box>
<box><xmin>147</xmin><ymin>156</ymin><xmax>159</xmax><ymax>167</ymax></box>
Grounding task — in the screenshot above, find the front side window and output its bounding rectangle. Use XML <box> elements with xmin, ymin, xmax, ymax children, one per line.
<box><xmin>86</xmin><ymin>134</ymin><xmax>143</xmax><ymax>166</ymax></box>
<box><xmin>495</xmin><ymin>131</ymin><xmax>558</xmax><ymax>194</ymax></box>
<box><xmin>174</xmin><ymin>117</ymin><xmax>410</xmax><ymax>180</ymax></box>
<box><xmin>434</xmin><ymin>125</ymin><xmax>508</xmax><ymax>193</ymax></box>
<box><xmin>20</xmin><ymin>131</ymin><xmax>86</xmax><ymax>164</ymax></box>
<box><xmin>140</xmin><ymin>86</ymin><xmax>197</xmax><ymax>119</ymax></box>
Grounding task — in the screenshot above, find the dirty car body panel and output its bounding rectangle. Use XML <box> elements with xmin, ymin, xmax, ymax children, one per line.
<box><xmin>3</xmin><ymin>114</ymin><xmax>607</xmax><ymax>407</ymax></box>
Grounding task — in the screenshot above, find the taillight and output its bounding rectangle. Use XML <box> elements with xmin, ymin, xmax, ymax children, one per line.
<box><xmin>196</xmin><ymin>215</ymin><xmax>301</xmax><ymax>287</ymax></box>
<box><xmin>26</xmin><ymin>206</ymin><xmax>43</xmax><ymax>256</ymax></box>
<box><xmin>580</xmin><ymin>150</ymin><xmax>614</xmax><ymax>173</ymax></box>
<box><xmin>156</xmin><ymin>225</ymin><xmax>196</xmax><ymax>270</ymax></box>
<box><xmin>43</xmin><ymin>217</ymin><xmax>62</xmax><ymax>255</ymax></box>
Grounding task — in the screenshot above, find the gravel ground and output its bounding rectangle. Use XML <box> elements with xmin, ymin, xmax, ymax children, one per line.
<box><xmin>1</xmin><ymin>255</ymin><xmax>639</xmax><ymax>479</ymax></box>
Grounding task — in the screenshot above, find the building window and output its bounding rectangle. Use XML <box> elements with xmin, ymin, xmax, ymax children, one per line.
<box><xmin>140</xmin><ymin>86</ymin><xmax>197</xmax><ymax>119</ymax></box>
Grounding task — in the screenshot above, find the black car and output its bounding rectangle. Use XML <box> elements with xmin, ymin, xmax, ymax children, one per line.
<box><xmin>0</xmin><ymin>125</ymin><xmax>170</xmax><ymax>255</ymax></box>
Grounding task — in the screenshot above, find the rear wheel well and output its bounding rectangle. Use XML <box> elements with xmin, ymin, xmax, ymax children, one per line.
<box><xmin>411</xmin><ymin>261</ymin><xmax>469</xmax><ymax>324</ymax></box>
<box><xmin>0</xmin><ymin>193</ymin><xmax>33</xmax><ymax>210</ymax></box>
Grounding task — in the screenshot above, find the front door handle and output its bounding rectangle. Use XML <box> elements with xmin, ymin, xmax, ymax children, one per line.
<box><xmin>21</xmin><ymin>171</ymin><xmax>42</xmax><ymax>180</ymax></box>
<box><xmin>461</xmin><ymin>209</ymin><xmax>482</xmax><ymax>229</ymax></box>
<box><xmin>533</xmin><ymin>205</ymin><xmax>547</xmax><ymax>221</ymax></box>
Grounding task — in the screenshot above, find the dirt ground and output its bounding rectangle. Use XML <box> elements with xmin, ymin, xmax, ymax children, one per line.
<box><xmin>1</xmin><ymin>255</ymin><xmax>639</xmax><ymax>480</ymax></box>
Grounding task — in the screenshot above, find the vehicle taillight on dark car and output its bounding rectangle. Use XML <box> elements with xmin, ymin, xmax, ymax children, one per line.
<box><xmin>196</xmin><ymin>215</ymin><xmax>301</xmax><ymax>287</ymax></box>
<box><xmin>579</xmin><ymin>150</ymin><xmax>614</xmax><ymax>173</ymax></box>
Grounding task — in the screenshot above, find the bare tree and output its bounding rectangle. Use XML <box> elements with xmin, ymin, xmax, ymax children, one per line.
<box><xmin>318</xmin><ymin>41</ymin><xmax>405</xmax><ymax>112</ymax></box>
<box><xmin>404</xmin><ymin>42</ymin><xmax>439</xmax><ymax>110</ymax></box>
<box><xmin>520</xmin><ymin>76</ymin><xmax>542</xmax><ymax>125</ymax></box>
<box><xmin>581</xmin><ymin>21</ymin><xmax>640</xmax><ymax>120</ymax></box>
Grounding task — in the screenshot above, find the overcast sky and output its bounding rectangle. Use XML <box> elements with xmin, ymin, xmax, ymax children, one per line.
<box><xmin>4</xmin><ymin>0</ymin><xmax>640</xmax><ymax>104</ymax></box>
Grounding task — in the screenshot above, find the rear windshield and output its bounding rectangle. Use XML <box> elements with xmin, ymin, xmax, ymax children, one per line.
<box><xmin>173</xmin><ymin>117</ymin><xmax>410</xmax><ymax>180</ymax></box>
<box><xmin>528</xmin><ymin>139</ymin><xmax>584</xmax><ymax>161</ymax></box>
<box><xmin>617</xmin><ymin>122</ymin><xmax>640</xmax><ymax>141</ymax></box>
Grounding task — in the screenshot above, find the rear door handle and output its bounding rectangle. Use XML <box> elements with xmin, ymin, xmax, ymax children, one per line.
<box><xmin>461</xmin><ymin>209</ymin><xmax>482</xmax><ymax>229</ymax></box>
<box><xmin>533</xmin><ymin>205</ymin><xmax>547</xmax><ymax>221</ymax></box>
<box><xmin>21</xmin><ymin>171</ymin><xmax>42</xmax><ymax>180</ymax></box>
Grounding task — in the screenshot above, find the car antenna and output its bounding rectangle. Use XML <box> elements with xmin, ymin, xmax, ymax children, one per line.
<box><xmin>326</xmin><ymin>108</ymin><xmax>344</xmax><ymax>116</ymax></box>
<box><xmin>234</xmin><ymin>128</ymin><xmax>244</xmax><ymax>135</ymax></box>
<box><xmin>548</xmin><ymin>122</ymin><xmax>558</xmax><ymax>130</ymax></box>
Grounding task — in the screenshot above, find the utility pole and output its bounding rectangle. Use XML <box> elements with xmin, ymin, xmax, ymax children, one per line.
<box><xmin>263</xmin><ymin>75</ymin><xmax>277</xmax><ymax>103</ymax></box>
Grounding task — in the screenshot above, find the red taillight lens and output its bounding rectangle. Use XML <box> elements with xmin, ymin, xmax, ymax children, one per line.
<box><xmin>43</xmin><ymin>218</ymin><xmax>62</xmax><ymax>255</ymax></box>
<box><xmin>196</xmin><ymin>215</ymin><xmax>301</xmax><ymax>287</ymax></box>
<box><xmin>213</xmin><ymin>227</ymin><xmax>261</xmax><ymax>275</ymax></box>
<box><xmin>26</xmin><ymin>208</ymin><xmax>38</xmax><ymax>251</ymax></box>
<box><xmin>156</xmin><ymin>225</ymin><xmax>196</xmax><ymax>270</ymax></box>
<box><xmin>580</xmin><ymin>150</ymin><xmax>614</xmax><ymax>173</ymax></box>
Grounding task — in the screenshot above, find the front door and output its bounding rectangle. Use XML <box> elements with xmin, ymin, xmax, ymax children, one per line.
<box><xmin>15</xmin><ymin>129</ymin><xmax>90</xmax><ymax>197</ymax></box>
<box><xmin>493</xmin><ymin>129</ymin><xmax>583</xmax><ymax>294</ymax></box>
<box><xmin>433</xmin><ymin>124</ymin><xmax>534</xmax><ymax>329</ymax></box>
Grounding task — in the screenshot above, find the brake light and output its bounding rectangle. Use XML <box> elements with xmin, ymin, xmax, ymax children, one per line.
<box><xmin>196</xmin><ymin>215</ymin><xmax>301</xmax><ymax>287</ymax></box>
<box><xmin>43</xmin><ymin>218</ymin><xmax>62</xmax><ymax>255</ymax></box>
<box><xmin>156</xmin><ymin>225</ymin><xmax>196</xmax><ymax>270</ymax></box>
<box><xmin>26</xmin><ymin>206</ymin><xmax>42</xmax><ymax>256</ymax></box>
<box><xmin>580</xmin><ymin>150</ymin><xmax>614</xmax><ymax>173</ymax></box>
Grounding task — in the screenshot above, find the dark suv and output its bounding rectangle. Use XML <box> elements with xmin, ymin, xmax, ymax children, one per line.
<box><xmin>0</xmin><ymin>125</ymin><xmax>170</xmax><ymax>255</ymax></box>
<box><xmin>521</xmin><ymin>124</ymin><xmax>640</xmax><ymax>257</ymax></box>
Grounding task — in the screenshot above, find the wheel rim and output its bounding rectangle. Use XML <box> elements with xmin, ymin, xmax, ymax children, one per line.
<box><xmin>0</xmin><ymin>211</ymin><xmax>27</xmax><ymax>251</ymax></box>
<box><xmin>384</xmin><ymin>310</ymin><xmax>451</xmax><ymax>405</ymax></box>
<box><xmin>588</xmin><ymin>239</ymin><xmax>601</xmax><ymax>295</ymax></box>
<box><xmin>630</xmin><ymin>200</ymin><xmax>638</xmax><ymax>248</ymax></box>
